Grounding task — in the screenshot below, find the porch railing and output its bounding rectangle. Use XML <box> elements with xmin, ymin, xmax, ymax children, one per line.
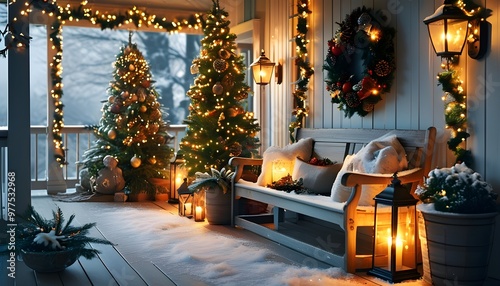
<box><xmin>29</xmin><ymin>124</ymin><xmax>186</xmax><ymax>191</ymax></box>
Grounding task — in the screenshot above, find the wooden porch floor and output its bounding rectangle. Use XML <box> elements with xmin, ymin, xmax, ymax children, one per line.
<box><xmin>2</xmin><ymin>195</ymin><xmax>430</xmax><ymax>286</ymax></box>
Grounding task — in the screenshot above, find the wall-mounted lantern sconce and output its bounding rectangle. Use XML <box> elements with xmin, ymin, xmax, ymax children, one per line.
<box><xmin>250</xmin><ymin>50</ymin><xmax>282</xmax><ymax>85</ymax></box>
<box><xmin>423</xmin><ymin>0</ymin><xmax>487</xmax><ymax>59</ymax></box>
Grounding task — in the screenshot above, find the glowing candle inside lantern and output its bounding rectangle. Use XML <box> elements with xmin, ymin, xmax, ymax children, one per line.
<box><xmin>184</xmin><ymin>203</ymin><xmax>192</xmax><ymax>216</ymax></box>
<box><xmin>195</xmin><ymin>206</ymin><xmax>204</xmax><ymax>222</ymax></box>
<box><xmin>272</xmin><ymin>160</ymin><xmax>291</xmax><ymax>182</ymax></box>
<box><xmin>387</xmin><ymin>236</ymin><xmax>404</xmax><ymax>270</ymax></box>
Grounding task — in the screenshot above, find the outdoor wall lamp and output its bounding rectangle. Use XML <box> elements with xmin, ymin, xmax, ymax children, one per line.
<box><xmin>250</xmin><ymin>50</ymin><xmax>282</xmax><ymax>85</ymax></box>
<box><xmin>423</xmin><ymin>0</ymin><xmax>487</xmax><ymax>59</ymax></box>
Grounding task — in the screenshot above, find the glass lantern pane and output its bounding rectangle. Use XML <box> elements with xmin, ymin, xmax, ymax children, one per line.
<box><xmin>446</xmin><ymin>19</ymin><xmax>468</xmax><ymax>54</ymax></box>
<box><xmin>396</xmin><ymin>205</ymin><xmax>417</xmax><ymax>270</ymax></box>
<box><xmin>373</xmin><ymin>203</ymin><xmax>393</xmax><ymax>270</ymax></box>
<box><xmin>428</xmin><ymin>20</ymin><xmax>445</xmax><ymax>54</ymax></box>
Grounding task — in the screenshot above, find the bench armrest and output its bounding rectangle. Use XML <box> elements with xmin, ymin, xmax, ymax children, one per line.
<box><xmin>229</xmin><ymin>157</ymin><xmax>263</xmax><ymax>183</ymax></box>
<box><xmin>341</xmin><ymin>168</ymin><xmax>424</xmax><ymax>218</ymax></box>
<box><xmin>341</xmin><ymin>167</ymin><xmax>423</xmax><ymax>188</ymax></box>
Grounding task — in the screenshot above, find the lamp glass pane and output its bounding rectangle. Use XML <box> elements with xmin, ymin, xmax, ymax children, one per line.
<box><xmin>428</xmin><ymin>20</ymin><xmax>445</xmax><ymax>54</ymax></box>
<box><xmin>446</xmin><ymin>19</ymin><xmax>468</xmax><ymax>53</ymax></box>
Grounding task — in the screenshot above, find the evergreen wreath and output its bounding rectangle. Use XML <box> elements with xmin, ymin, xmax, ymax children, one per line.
<box><xmin>323</xmin><ymin>6</ymin><xmax>396</xmax><ymax>118</ymax></box>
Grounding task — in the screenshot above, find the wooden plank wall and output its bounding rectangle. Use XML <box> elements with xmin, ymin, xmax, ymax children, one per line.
<box><xmin>259</xmin><ymin>0</ymin><xmax>500</xmax><ymax>279</ymax></box>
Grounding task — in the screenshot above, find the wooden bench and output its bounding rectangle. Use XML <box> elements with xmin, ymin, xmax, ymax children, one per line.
<box><xmin>229</xmin><ymin>127</ymin><xmax>436</xmax><ymax>273</ymax></box>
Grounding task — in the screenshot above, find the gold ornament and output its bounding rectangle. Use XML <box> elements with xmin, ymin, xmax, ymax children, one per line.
<box><xmin>227</xmin><ymin>107</ymin><xmax>238</xmax><ymax>117</ymax></box>
<box><xmin>121</xmin><ymin>91</ymin><xmax>129</xmax><ymax>99</ymax></box>
<box><xmin>362</xmin><ymin>102</ymin><xmax>375</xmax><ymax>112</ymax></box>
<box><xmin>148</xmin><ymin>157</ymin><xmax>157</xmax><ymax>165</ymax></box>
<box><xmin>140</xmin><ymin>105</ymin><xmax>147</xmax><ymax>113</ymax></box>
<box><xmin>212</xmin><ymin>82</ymin><xmax>224</xmax><ymax>95</ymax></box>
<box><xmin>130</xmin><ymin>156</ymin><xmax>141</xmax><ymax>168</ymax></box>
<box><xmin>129</xmin><ymin>64</ymin><xmax>135</xmax><ymax>71</ymax></box>
<box><xmin>218</xmin><ymin>48</ymin><xmax>230</xmax><ymax>59</ymax></box>
<box><xmin>222</xmin><ymin>74</ymin><xmax>234</xmax><ymax>88</ymax></box>
<box><xmin>190</xmin><ymin>64</ymin><xmax>199</xmax><ymax>74</ymax></box>
<box><xmin>374</xmin><ymin>60</ymin><xmax>392</xmax><ymax>77</ymax></box>
<box><xmin>213</xmin><ymin>59</ymin><xmax>228</xmax><ymax>73</ymax></box>
<box><xmin>131</xmin><ymin>93</ymin><xmax>138</xmax><ymax>102</ymax></box>
<box><xmin>107</xmin><ymin>129</ymin><xmax>117</xmax><ymax>140</ymax></box>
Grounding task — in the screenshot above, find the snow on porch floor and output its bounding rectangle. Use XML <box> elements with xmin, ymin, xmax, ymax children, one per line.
<box><xmin>5</xmin><ymin>195</ymin><xmax>434</xmax><ymax>286</ymax></box>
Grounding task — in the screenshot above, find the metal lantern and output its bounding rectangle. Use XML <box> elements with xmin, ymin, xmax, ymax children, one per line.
<box><xmin>368</xmin><ymin>174</ymin><xmax>421</xmax><ymax>283</ymax></box>
<box><xmin>193</xmin><ymin>189</ymin><xmax>206</xmax><ymax>222</ymax></box>
<box><xmin>250</xmin><ymin>50</ymin><xmax>275</xmax><ymax>85</ymax></box>
<box><xmin>178</xmin><ymin>178</ymin><xmax>193</xmax><ymax>217</ymax></box>
<box><xmin>423</xmin><ymin>0</ymin><xmax>471</xmax><ymax>58</ymax></box>
<box><xmin>169</xmin><ymin>153</ymin><xmax>186</xmax><ymax>204</ymax></box>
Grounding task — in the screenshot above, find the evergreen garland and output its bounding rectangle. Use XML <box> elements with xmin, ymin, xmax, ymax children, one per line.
<box><xmin>289</xmin><ymin>0</ymin><xmax>313</xmax><ymax>143</ymax></box>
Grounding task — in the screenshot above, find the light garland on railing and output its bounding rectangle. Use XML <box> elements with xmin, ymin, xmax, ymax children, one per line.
<box><xmin>288</xmin><ymin>0</ymin><xmax>313</xmax><ymax>143</ymax></box>
<box><xmin>4</xmin><ymin>0</ymin><xmax>204</xmax><ymax>166</ymax></box>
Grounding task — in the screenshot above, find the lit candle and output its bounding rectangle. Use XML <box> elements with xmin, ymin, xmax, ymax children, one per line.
<box><xmin>387</xmin><ymin>236</ymin><xmax>404</xmax><ymax>270</ymax></box>
<box><xmin>272</xmin><ymin>160</ymin><xmax>291</xmax><ymax>182</ymax></box>
<box><xmin>184</xmin><ymin>203</ymin><xmax>192</xmax><ymax>216</ymax></box>
<box><xmin>195</xmin><ymin>206</ymin><xmax>204</xmax><ymax>222</ymax></box>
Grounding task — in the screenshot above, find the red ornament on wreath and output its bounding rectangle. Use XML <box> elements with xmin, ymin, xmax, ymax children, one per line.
<box><xmin>323</xmin><ymin>6</ymin><xmax>396</xmax><ymax>118</ymax></box>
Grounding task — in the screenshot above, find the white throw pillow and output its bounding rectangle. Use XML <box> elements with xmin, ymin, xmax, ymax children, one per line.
<box><xmin>256</xmin><ymin>138</ymin><xmax>314</xmax><ymax>187</ymax></box>
<box><xmin>292</xmin><ymin>157</ymin><xmax>342</xmax><ymax>195</ymax></box>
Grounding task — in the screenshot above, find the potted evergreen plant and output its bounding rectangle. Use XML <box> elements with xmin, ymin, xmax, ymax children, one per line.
<box><xmin>415</xmin><ymin>163</ymin><xmax>498</xmax><ymax>285</ymax></box>
<box><xmin>15</xmin><ymin>206</ymin><xmax>114</xmax><ymax>272</ymax></box>
<box><xmin>188</xmin><ymin>168</ymin><xmax>234</xmax><ymax>225</ymax></box>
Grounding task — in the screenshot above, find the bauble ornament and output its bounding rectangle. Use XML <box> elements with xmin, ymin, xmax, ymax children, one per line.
<box><xmin>110</xmin><ymin>103</ymin><xmax>121</xmax><ymax>114</ymax></box>
<box><xmin>129</xmin><ymin>64</ymin><xmax>135</xmax><ymax>71</ymax></box>
<box><xmin>212</xmin><ymin>82</ymin><xmax>224</xmax><ymax>95</ymax></box>
<box><xmin>148</xmin><ymin>157</ymin><xmax>157</xmax><ymax>165</ymax></box>
<box><xmin>130</xmin><ymin>156</ymin><xmax>141</xmax><ymax>168</ymax></box>
<box><xmin>107</xmin><ymin>129</ymin><xmax>117</xmax><ymax>140</ymax></box>
<box><xmin>141</xmin><ymin>79</ymin><xmax>150</xmax><ymax>88</ymax></box>
<box><xmin>140</xmin><ymin>105</ymin><xmax>147</xmax><ymax>113</ymax></box>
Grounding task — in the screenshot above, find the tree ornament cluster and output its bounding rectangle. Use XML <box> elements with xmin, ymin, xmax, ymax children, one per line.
<box><xmin>323</xmin><ymin>6</ymin><xmax>396</xmax><ymax>118</ymax></box>
<box><xmin>180</xmin><ymin>0</ymin><xmax>260</xmax><ymax>176</ymax></box>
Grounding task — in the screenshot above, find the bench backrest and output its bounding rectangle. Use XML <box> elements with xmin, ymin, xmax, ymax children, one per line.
<box><xmin>295</xmin><ymin>127</ymin><xmax>437</xmax><ymax>175</ymax></box>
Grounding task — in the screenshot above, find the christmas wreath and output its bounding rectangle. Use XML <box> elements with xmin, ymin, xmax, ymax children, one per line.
<box><xmin>323</xmin><ymin>6</ymin><xmax>396</xmax><ymax>118</ymax></box>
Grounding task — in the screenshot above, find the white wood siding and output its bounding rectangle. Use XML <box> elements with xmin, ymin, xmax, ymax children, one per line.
<box><xmin>260</xmin><ymin>0</ymin><xmax>500</xmax><ymax>278</ymax></box>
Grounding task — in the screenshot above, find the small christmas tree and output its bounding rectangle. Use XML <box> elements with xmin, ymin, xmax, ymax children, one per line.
<box><xmin>180</xmin><ymin>0</ymin><xmax>260</xmax><ymax>176</ymax></box>
<box><xmin>81</xmin><ymin>35</ymin><xmax>173</xmax><ymax>196</ymax></box>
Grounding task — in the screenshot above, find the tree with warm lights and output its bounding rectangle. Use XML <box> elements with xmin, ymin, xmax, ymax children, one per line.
<box><xmin>180</xmin><ymin>0</ymin><xmax>260</xmax><ymax>176</ymax></box>
<box><xmin>81</xmin><ymin>37</ymin><xmax>173</xmax><ymax>196</ymax></box>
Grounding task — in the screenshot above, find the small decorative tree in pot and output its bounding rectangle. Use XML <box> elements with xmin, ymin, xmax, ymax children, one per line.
<box><xmin>415</xmin><ymin>163</ymin><xmax>498</xmax><ymax>285</ymax></box>
<box><xmin>14</xmin><ymin>206</ymin><xmax>114</xmax><ymax>272</ymax></box>
<box><xmin>188</xmin><ymin>168</ymin><xmax>234</xmax><ymax>225</ymax></box>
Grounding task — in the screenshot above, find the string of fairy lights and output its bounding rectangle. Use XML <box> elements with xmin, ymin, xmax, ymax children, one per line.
<box><xmin>4</xmin><ymin>0</ymin><xmax>204</xmax><ymax>166</ymax></box>
<box><xmin>288</xmin><ymin>0</ymin><xmax>313</xmax><ymax>143</ymax></box>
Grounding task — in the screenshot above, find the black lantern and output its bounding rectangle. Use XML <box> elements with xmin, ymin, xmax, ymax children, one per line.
<box><xmin>250</xmin><ymin>50</ymin><xmax>276</xmax><ymax>85</ymax></box>
<box><xmin>169</xmin><ymin>153</ymin><xmax>186</xmax><ymax>204</ymax></box>
<box><xmin>368</xmin><ymin>174</ymin><xmax>420</xmax><ymax>283</ymax></box>
<box><xmin>423</xmin><ymin>0</ymin><xmax>471</xmax><ymax>58</ymax></box>
<box><xmin>178</xmin><ymin>178</ymin><xmax>194</xmax><ymax>217</ymax></box>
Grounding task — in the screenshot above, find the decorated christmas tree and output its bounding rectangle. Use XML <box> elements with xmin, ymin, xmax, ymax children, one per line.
<box><xmin>81</xmin><ymin>35</ymin><xmax>173</xmax><ymax>196</ymax></box>
<box><xmin>180</xmin><ymin>0</ymin><xmax>260</xmax><ymax>176</ymax></box>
